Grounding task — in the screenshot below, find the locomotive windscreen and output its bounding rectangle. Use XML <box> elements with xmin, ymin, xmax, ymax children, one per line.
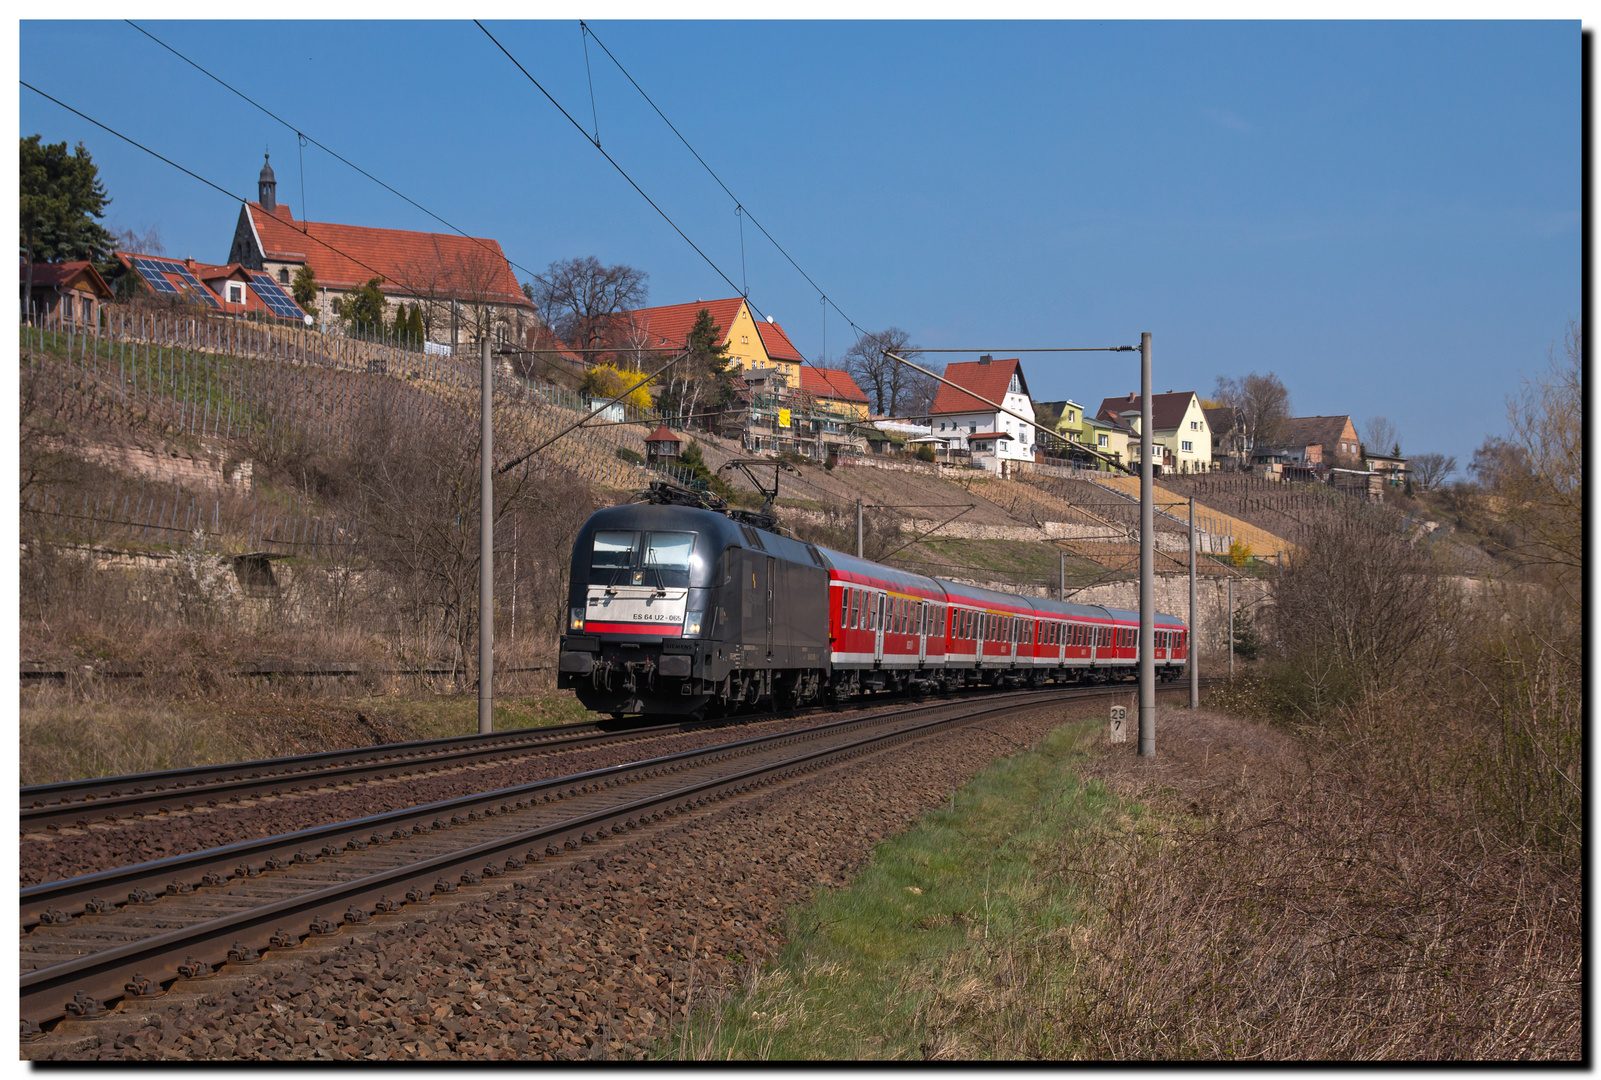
<box><xmin>588</xmin><ymin>530</ymin><xmax>697</xmax><ymax>588</ymax></box>
<box><xmin>642</xmin><ymin>532</ymin><xmax>696</xmax><ymax>588</ymax></box>
<box><xmin>591</xmin><ymin>532</ymin><xmax>639</xmax><ymax>585</ymax></box>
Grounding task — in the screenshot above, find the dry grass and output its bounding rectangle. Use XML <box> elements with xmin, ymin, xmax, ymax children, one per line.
<box><xmin>902</xmin><ymin>704</ymin><xmax>1581</xmax><ymax>1060</ymax></box>
<box><xmin>19</xmin><ymin>682</ymin><xmax>589</xmax><ymax>786</ymax></box>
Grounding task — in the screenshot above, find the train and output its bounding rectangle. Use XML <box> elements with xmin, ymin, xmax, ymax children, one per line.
<box><xmin>557</xmin><ymin>495</ymin><xmax>1187</xmax><ymax>718</ymax></box>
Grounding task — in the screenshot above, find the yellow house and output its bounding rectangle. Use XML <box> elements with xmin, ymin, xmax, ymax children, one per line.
<box><xmin>609</xmin><ymin>297</ymin><xmax>798</xmax><ymax>383</ymax></box>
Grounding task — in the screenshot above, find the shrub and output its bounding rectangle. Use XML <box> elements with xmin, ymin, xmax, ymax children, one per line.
<box><xmin>580</xmin><ymin>363</ymin><xmax>653</xmax><ymax>413</ymax></box>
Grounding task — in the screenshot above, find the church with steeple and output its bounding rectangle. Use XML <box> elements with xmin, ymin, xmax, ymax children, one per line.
<box><xmin>226</xmin><ymin>154</ymin><xmax>535</xmax><ymax>352</ymax></box>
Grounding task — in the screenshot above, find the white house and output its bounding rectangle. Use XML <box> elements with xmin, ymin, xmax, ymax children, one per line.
<box><xmin>929</xmin><ymin>356</ymin><xmax>1038</xmax><ymax>474</ymax></box>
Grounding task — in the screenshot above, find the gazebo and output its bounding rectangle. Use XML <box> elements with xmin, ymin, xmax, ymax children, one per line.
<box><xmin>644</xmin><ymin>424</ymin><xmax>682</xmax><ymax>465</ymax></box>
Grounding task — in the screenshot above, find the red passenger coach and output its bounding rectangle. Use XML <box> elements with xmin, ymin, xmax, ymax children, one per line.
<box><xmin>559</xmin><ymin>495</ymin><xmax>1188</xmax><ymax>717</ymax></box>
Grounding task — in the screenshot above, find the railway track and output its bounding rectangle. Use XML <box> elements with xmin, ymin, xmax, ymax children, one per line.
<box><xmin>20</xmin><ymin>682</ymin><xmax>1171</xmax><ymax>1031</ymax></box>
<box><xmin>20</xmin><ymin>717</ymin><xmax>710</xmax><ymax>835</ymax></box>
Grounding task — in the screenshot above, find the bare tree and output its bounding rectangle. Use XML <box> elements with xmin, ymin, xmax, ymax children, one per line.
<box><xmin>1271</xmin><ymin>509</ymin><xmax>1462</xmax><ymax>708</ymax></box>
<box><xmin>842</xmin><ymin>328</ymin><xmax>941</xmax><ymax>417</ymax></box>
<box><xmin>1472</xmin><ymin>321</ymin><xmax>1582</xmax><ymax>602</ymax></box>
<box><xmin>531</xmin><ymin>257</ymin><xmax>650</xmax><ymax>354</ymax></box>
<box><xmin>1363</xmin><ymin>415</ymin><xmax>1401</xmax><ymax>457</ymax></box>
<box><xmin>109</xmin><ymin>224</ymin><xmax>164</xmax><ymax>256</ymax></box>
<box><xmin>343</xmin><ymin>382</ymin><xmax>594</xmax><ymax>682</ymax></box>
<box><xmin>1410</xmin><ymin>452</ymin><xmax>1457</xmax><ymax>491</ymax></box>
<box><xmin>1212</xmin><ymin>372</ymin><xmax>1292</xmax><ymax>460</ymax></box>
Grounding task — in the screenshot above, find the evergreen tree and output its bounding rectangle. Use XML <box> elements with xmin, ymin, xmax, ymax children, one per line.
<box><xmin>20</xmin><ymin>134</ymin><xmax>116</xmax><ymax>306</ymax></box>
<box><xmin>677</xmin><ymin>439</ymin><xmax>737</xmax><ymax>500</ymax></box>
<box><xmin>408</xmin><ymin>304</ymin><xmax>425</xmax><ymax>347</ymax></box>
<box><xmin>392</xmin><ymin>302</ymin><xmax>412</xmax><ymax>344</ymax></box>
<box><xmin>291</xmin><ymin>265</ymin><xmax>318</xmax><ymax>310</ymax></box>
<box><xmin>340</xmin><ymin>277</ymin><xmax>387</xmax><ymax>336</ymax></box>
<box><xmin>1232</xmin><ymin>604</ymin><xmax>1260</xmax><ymax>661</ymax></box>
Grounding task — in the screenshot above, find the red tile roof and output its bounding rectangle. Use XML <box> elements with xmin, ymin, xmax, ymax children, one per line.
<box><xmin>644</xmin><ymin>424</ymin><xmax>683</xmax><ymax>444</ymax></box>
<box><xmin>929</xmin><ymin>358</ymin><xmax>1028</xmax><ymax>415</ymax></box>
<box><xmin>968</xmin><ymin>432</ymin><xmax>1013</xmax><ymax>441</ymax></box>
<box><xmin>753</xmin><ymin>318</ymin><xmax>804</xmax><ymax>364</ymax></box>
<box><xmin>244</xmin><ymin>203</ymin><xmax>532</xmax><ymax>307</ymax></box>
<box><xmin>22</xmin><ymin>260</ymin><xmax>113</xmax><ymax>297</ymax></box>
<box><xmin>800</xmin><ymin>366</ymin><xmax>868</xmax><ymax>404</ymax></box>
<box><xmin>609</xmin><ymin>298</ymin><xmax>747</xmax><ymax>352</ymax></box>
<box><xmin>1095</xmin><ymin>391</ymin><xmax>1198</xmax><ymax>432</ymax></box>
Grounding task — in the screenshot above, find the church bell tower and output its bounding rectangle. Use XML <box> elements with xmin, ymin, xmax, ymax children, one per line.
<box><xmin>258</xmin><ymin>153</ymin><xmax>277</xmax><ymax>212</ymax></box>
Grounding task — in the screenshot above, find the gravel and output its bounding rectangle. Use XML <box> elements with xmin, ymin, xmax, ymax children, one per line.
<box><xmin>21</xmin><ymin>714</ymin><xmax>838</xmax><ymax>887</ymax></box>
<box><xmin>26</xmin><ymin>699</ymin><xmax>1089</xmax><ymax>1061</ymax></box>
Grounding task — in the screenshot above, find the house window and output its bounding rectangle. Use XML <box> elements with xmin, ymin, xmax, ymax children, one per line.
<box><xmin>227</xmin><ymin>283</ymin><xmax>244</xmax><ymax>304</ymax></box>
<box><xmin>1181</xmin><ymin>440</ymin><xmax>1193</xmax><ymax>452</ymax></box>
<box><xmin>1098</xmin><ymin>434</ymin><xmax>1108</xmax><ymax>448</ymax></box>
<box><xmin>969</xmin><ymin>424</ymin><xmax>977</xmax><ymax>434</ymax></box>
<box><xmin>741</xmin><ymin>335</ymin><xmax>748</xmax><ymax>344</ymax></box>
<box><xmin>278</xmin><ymin>268</ymin><xmax>290</xmax><ymax>284</ymax></box>
<box><xmin>1191</xmin><ymin>420</ymin><xmax>1199</xmax><ymax>430</ymax></box>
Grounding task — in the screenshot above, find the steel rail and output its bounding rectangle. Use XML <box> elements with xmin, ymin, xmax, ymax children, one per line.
<box><xmin>20</xmin><ymin>685</ymin><xmax>1082</xmax><ymax>926</ymax></box>
<box><xmin>20</xmin><ymin>719</ymin><xmax>691</xmax><ymax>833</ymax></box>
<box><xmin>20</xmin><ymin>682</ymin><xmax>1187</xmax><ymax>1027</ymax></box>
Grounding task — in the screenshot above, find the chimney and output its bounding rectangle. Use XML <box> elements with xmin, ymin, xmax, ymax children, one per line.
<box><xmin>979</xmin><ymin>354</ymin><xmax>992</xmax><ymax>365</ymax></box>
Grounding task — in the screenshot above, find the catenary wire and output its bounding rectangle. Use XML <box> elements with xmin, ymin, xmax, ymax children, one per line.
<box><xmin>477</xmin><ymin>20</ymin><xmax>872</xmax><ymax>385</ymax></box>
<box><xmin>131</xmin><ymin>17</ymin><xmax>878</xmax><ymax>386</ymax></box>
<box><xmin>20</xmin><ymin>80</ymin><xmax>514</xmax><ymax>319</ymax></box>
<box><xmin>579</xmin><ymin>20</ymin><xmax>871</xmax><ymax>347</ymax></box>
<box><xmin>122</xmin><ymin>20</ymin><xmax>541</xmax><ymax>291</ymax></box>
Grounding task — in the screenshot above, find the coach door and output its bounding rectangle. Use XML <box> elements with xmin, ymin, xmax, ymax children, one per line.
<box><xmin>873</xmin><ymin>592</ymin><xmax>886</xmax><ymax>664</ymax></box>
<box><xmin>917</xmin><ymin>602</ymin><xmax>928</xmax><ymax>666</ymax></box>
<box><xmin>764</xmin><ymin>556</ymin><xmax>776</xmax><ymax>661</ymax></box>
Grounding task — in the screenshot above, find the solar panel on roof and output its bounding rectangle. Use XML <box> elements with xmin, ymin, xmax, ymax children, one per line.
<box><xmin>248</xmin><ymin>272</ymin><xmax>307</xmax><ymax>319</ymax></box>
<box><xmin>135</xmin><ymin>265</ymin><xmax>179</xmax><ymax>293</ymax></box>
<box><xmin>130</xmin><ymin>257</ymin><xmax>220</xmax><ymax>308</ymax></box>
<box><xmin>164</xmin><ymin>263</ymin><xmax>221</xmax><ymax>309</ymax></box>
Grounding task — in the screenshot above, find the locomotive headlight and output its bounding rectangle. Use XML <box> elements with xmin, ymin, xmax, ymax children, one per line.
<box><xmin>568</xmin><ymin>607</ymin><xmax>585</xmax><ymax>632</ymax></box>
<box><xmin>682</xmin><ymin>609</ymin><xmax>705</xmax><ymax>638</ymax></box>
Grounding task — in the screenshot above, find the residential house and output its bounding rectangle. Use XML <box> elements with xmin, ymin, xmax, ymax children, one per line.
<box><xmin>1250</xmin><ymin>441</ymin><xmax>1322</xmax><ymax>482</ymax></box>
<box><xmin>1329</xmin><ymin>467</ymin><xmax>1386</xmax><ymax>502</ymax></box>
<box><xmin>1034</xmin><ymin>398</ymin><xmax>1088</xmax><ymax>451</ymax></box>
<box><xmin>1365</xmin><ymin>451</ymin><xmax>1410</xmax><ymax>487</ymax></box>
<box><xmin>116</xmin><ymin>256</ymin><xmax>310</xmax><ymax>322</ymax></box>
<box><xmin>610</xmin><ymin>297</ymin><xmax>797</xmax><ymax>383</ymax></box>
<box><xmin>226</xmin><ymin>155</ymin><xmax>534</xmax><ymax>349</ymax></box>
<box><xmin>1082</xmin><ymin>415</ymin><xmax>1130</xmax><ymax>469</ymax></box>
<box><xmin>21</xmin><ymin>260</ymin><xmax>113</xmax><ymax>324</ymax></box>
<box><xmin>928</xmin><ymin>356</ymin><xmax>1038</xmax><ymax>474</ymax></box>
<box><xmin>729</xmin><ymin>366</ymin><xmax>801</xmax><ymax>453</ymax></box>
<box><xmin>799</xmin><ymin>366</ymin><xmax>870</xmax><ymax>458</ymax></box>
<box><xmin>1095</xmin><ymin>390</ymin><xmax>1212</xmax><ymax>474</ymax></box>
<box><xmin>1280</xmin><ymin>415</ymin><xmax>1363</xmax><ymax>472</ymax></box>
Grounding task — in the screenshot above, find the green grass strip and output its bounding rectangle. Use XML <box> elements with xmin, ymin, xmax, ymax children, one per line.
<box><xmin>662</xmin><ymin>718</ymin><xmax>1124</xmax><ymax>1061</ymax></box>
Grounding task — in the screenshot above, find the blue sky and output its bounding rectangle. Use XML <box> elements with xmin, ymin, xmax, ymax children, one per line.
<box><xmin>19</xmin><ymin>20</ymin><xmax>1580</xmax><ymax>468</ymax></box>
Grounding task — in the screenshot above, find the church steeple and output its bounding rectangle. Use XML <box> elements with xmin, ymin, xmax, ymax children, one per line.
<box><xmin>258</xmin><ymin>152</ymin><xmax>277</xmax><ymax>213</ymax></box>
